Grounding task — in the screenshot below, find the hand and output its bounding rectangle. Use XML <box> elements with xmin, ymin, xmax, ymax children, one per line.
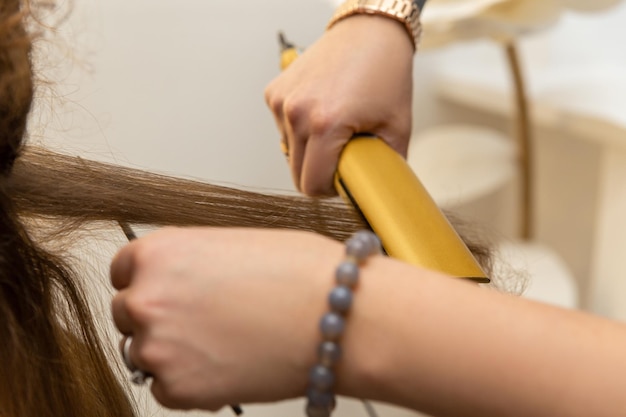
<box><xmin>265</xmin><ymin>15</ymin><xmax>414</xmax><ymax>196</ymax></box>
<box><xmin>110</xmin><ymin>227</ymin><xmax>344</xmax><ymax>410</ymax></box>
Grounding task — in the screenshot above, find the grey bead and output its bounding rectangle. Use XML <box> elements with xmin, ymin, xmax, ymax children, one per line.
<box><xmin>354</xmin><ymin>230</ymin><xmax>382</xmax><ymax>255</ymax></box>
<box><xmin>328</xmin><ymin>286</ymin><xmax>353</xmax><ymax>313</ymax></box>
<box><xmin>335</xmin><ymin>261</ymin><xmax>359</xmax><ymax>287</ymax></box>
<box><xmin>309</xmin><ymin>365</ymin><xmax>335</xmax><ymax>391</ymax></box>
<box><xmin>306</xmin><ymin>403</ymin><xmax>332</xmax><ymax>417</ymax></box>
<box><xmin>307</xmin><ymin>389</ymin><xmax>336</xmax><ymax>408</ymax></box>
<box><xmin>345</xmin><ymin>236</ymin><xmax>370</xmax><ymax>261</ymax></box>
<box><xmin>320</xmin><ymin>312</ymin><xmax>345</xmax><ymax>340</ymax></box>
<box><xmin>346</xmin><ymin>230</ymin><xmax>382</xmax><ymax>260</ymax></box>
<box><xmin>318</xmin><ymin>341</ymin><xmax>342</xmax><ymax>367</ymax></box>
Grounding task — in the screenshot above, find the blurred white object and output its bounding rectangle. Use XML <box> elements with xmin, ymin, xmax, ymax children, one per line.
<box><xmin>408</xmin><ymin>125</ymin><xmax>516</xmax><ymax>206</ymax></box>
<box><xmin>420</xmin><ymin>0</ymin><xmax>622</xmax><ymax>48</ymax></box>
<box><xmin>495</xmin><ymin>241</ymin><xmax>579</xmax><ymax>309</ymax></box>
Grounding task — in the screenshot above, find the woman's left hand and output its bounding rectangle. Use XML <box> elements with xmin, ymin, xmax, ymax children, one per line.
<box><xmin>110</xmin><ymin>227</ymin><xmax>343</xmax><ymax>411</ymax></box>
<box><xmin>264</xmin><ymin>15</ymin><xmax>414</xmax><ymax>196</ymax></box>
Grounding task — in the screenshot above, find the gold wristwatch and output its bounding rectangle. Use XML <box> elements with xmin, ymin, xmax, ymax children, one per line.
<box><xmin>327</xmin><ymin>0</ymin><xmax>422</xmax><ymax>50</ymax></box>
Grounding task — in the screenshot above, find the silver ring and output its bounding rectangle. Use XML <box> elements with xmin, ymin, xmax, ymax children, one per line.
<box><xmin>122</xmin><ymin>336</ymin><xmax>150</xmax><ymax>385</ymax></box>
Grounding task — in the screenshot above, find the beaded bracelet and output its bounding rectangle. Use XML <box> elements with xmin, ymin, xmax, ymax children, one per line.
<box><xmin>306</xmin><ymin>230</ymin><xmax>382</xmax><ymax>417</ymax></box>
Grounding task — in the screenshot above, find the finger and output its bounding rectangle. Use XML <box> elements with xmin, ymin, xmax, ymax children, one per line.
<box><xmin>119</xmin><ymin>335</ymin><xmax>138</xmax><ymax>370</ymax></box>
<box><xmin>110</xmin><ymin>241</ymin><xmax>137</xmax><ymax>290</ymax></box>
<box><xmin>264</xmin><ymin>82</ymin><xmax>288</xmax><ymax>154</ymax></box>
<box><xmin>111</xmin><ymin>291</ymin><xmax>135</xmax><ymax>335</ymax></box>
<box><xmin>282</xmin><ymin>95</ymin><xmax>311</xmax><ymax>190</ymax></box>
<box><xmin>382</xmin><ymin>119</ymin><xmax>412</xmax><ymax>158</ymax></box>
<box><xmin>150</xmin><ymin>379</ymin><xmax>196</xmax><ymax>411</ymax></box>
<box><xmin>120</xmin><ymin>334</ymin><xmax>153</xmax><ymax>381</ymax></box>
<box><xmin>284</xmin><ymin>115</ymin><xmax>306</xmax><ymax>191</ymax></box>
<box><xmin>300</xmin><ymin>130</ymin><xmax>351</xmax><ymax>196</ymax></box>
<box><xmin>393</xmin><ymin>137</ymin><xmax>410</xmax><ymax>159</ymax></box>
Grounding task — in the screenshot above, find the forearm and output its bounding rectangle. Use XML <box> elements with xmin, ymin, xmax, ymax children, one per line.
<box><xmin>337</xmin><ymin>256</ymin><xmax>626</xmax><ymax>416</ymax></box>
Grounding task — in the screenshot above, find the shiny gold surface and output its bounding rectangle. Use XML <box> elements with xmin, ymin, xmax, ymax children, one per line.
<box><xmin>335</xmin><ymin>136</ymin><xmax>488</xmax><ymax>282</ymax></box>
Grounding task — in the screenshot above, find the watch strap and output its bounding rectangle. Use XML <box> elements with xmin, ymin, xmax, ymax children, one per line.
<box><xmin>327</xmin><ymin>0</ymin><xmax>423</xmax><ymax>50</ymax></box>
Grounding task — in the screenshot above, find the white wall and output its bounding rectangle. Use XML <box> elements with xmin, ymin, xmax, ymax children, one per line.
<box><xmin>36</xmin><ymin>0</ymin><xmax>338</xmax><ymax>192</ymax></box>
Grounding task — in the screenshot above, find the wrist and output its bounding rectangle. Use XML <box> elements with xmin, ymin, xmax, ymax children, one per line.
<box><xmin>324</xmin><ymin>14</ymin><xmax>415</xmax><ymax>57</ymax></box>
<box><xmin>305</xmin><ymin>231</ymin><xmax>383</xmax><ymax>417</ymax></box>
<box><xmin>333</xmin><ymin>255</ymin><xmax>432</xmax><ymax>405</ymax></box>
<box><xmin>327</xmin><ymin>0</ymin><xmax>423</xmax><ymax>50</ymax></box>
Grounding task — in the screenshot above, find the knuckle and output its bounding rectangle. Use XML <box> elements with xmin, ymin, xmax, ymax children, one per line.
<box><xmin>131</xmin><ymin>241</ymin><xmax>155</xmax><ymax>268</ymax></box>
<box><xmin>135</xmin><ymin>340</ymin><xmax>167</xmax><ymax>370</ymax></box>
<box><xmin>282</xmin><ymin>96</ymin><xmax>308</xmax><ymax>123</ymax></box>
<box><xmin>267</xmin><ymin>92</ymin><xmax>284</xmax><ymax>115</ymax></box>
<box><xmin>131</xmin><ymin>232</ymin><xmax>171</xmax><ymax>271</ymax></box>
<box><xmin>123</xmin><ymin>292</ymin><xmax>154</xmax><ymax>324</ymax></box>
<box><xmin>308</xmin><ymin>110</ymin><xmax>336</xmax><ymax>137</ymax></box>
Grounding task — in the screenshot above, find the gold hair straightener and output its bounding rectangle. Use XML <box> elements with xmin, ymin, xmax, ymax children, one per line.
<box><xmin>278</xmin><ymin>33</ymin><xmax>488</xmax><ymax>283</ymax></box>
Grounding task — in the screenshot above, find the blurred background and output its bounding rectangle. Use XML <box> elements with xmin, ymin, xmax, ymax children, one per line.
<box><xmin>32</xmin><ymin>0</ymin><xmax>626</xmax><ymax>416</ymax></box>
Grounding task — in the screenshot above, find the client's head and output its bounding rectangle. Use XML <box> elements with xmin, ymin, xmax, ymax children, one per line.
<box><xmin>0</xmin><ymin>0</ymin><xmax>32</xmax><ymax>176</ymax></box>
<box><xmin>0</xmin><ymin>2</ymin><xmax>136</xmax><ymax>416</ymax></box>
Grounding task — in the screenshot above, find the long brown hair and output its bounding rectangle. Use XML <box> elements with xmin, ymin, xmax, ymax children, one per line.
<box><xmin>0</xmin><ymin>2</ymin><xmax>136</xmax><ymax>416</ymax></box>
<box><xmin>0</xmin><ymin>1</ymin><xmax>493</xmax><ymax>417</ymax></box>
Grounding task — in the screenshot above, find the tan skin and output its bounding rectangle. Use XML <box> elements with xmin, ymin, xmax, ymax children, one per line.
<box><xmin>264</xmin><ymin>14</ymin><xmax>414</xmax><ymax>196</ymax></box>
<box><xmin>111</xmin><ymin>227</ymin><xmax>626</xmax><ymax>416</ymax></box>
